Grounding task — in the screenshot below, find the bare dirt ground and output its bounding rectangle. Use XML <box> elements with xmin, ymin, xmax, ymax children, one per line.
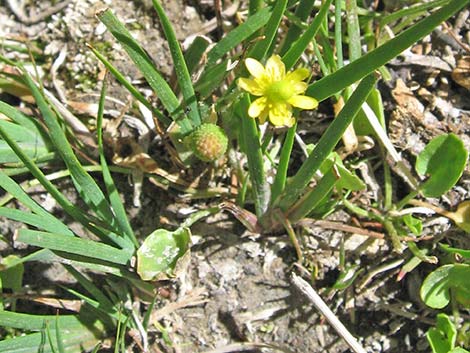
<box><xmin>1</xmin><ymin>0</ymin><xmax>470</xmax><ymax>352</ymax></box>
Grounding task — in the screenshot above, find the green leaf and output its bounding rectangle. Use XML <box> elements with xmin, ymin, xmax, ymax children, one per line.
<box><xmin>248</xmin><ymin>0</ymin><xmax>288</xmax><ymax>60</ymax></box>
<box><xmin>306</xmin><ymin>0</ymin><xmax>469</xmax><ymax>102</ymax></box>
<box><xmin>439</xmin><ymin>243</ymin><xmax>470</xmax><ymax>259</ymax></box>
<box><xmin>152</xmin><ymin>0</ymin><xmax>201</xmax><ymax>127</ymax></box>
<box><xmin>0</xmin><ymin>311</ymin><xmax>104</xmax><ymax>353</ymax></box>
<box><xmin>403</xmin><ymin>214</ymin><xmax>423</xmax><ymax>235</ymax></box>
<box><xmin>206</xmin><ymin>7</ymin><xmax>271</xmax><ymax>66</ymax></box>
<box><xmin>96</xmin><ymin>8</ymin><xmax>193</xmax><ymax>134</ymax></box>
<box><xmin>277</xmin><ymin>73</ymin><xmax>378</xmax><ymax>211</ymax></box>
<box><xmin>137</xmin><ymin>227</ymin><xmax>191</xmax><ymax>281</ymax></box>
<box><xmin>0</xmin><ymin>255</ymin><xmax>24</xmax><ymax>291</ymax></box>
<box><xmin>0</xmin><ymin>120</ymin><xmax>50</xmax><ymax>164</ymax></box>
<box><xmin>282</xmin><ymin>0</ymin><xmax>333</xmax><ymax>70</ymax></box>
<box><xmin>17</xmin><ymin>229</ymin><xmax>131</xmax><ymax>265</ymax></box>
<box><xmin>427</xmin><ymin>313</ymin><xmax>456</xmax><ymax>353</ymax></box>
<box><xmin>420</xmin><ymin>264</ymin><xmax>470</xmax><ymax>309</ymax></box>
<box><xmin>184</xmin><ymin>36</ymin><xmax>210</xmax><ymax>75</ymax></box>
<box><xmin>416</xmin><ymin>133</ymin><xmax>468</xmax><ymax>198</ymax></box>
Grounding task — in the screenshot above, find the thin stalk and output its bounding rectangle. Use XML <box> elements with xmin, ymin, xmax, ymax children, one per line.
<box><xmin>275</xmin><ymin>210</ymin><xmax>304</xmax><ymax>263</ymax></box>
<box><xmin>335</xmin><ymin>0</ymin><xmax>343</xmax><ymax>68</ymax></box>
<box><xmin>271</xmin><ymin>124</ymin><xmax>296</xmax><ymax>203</ymax></box>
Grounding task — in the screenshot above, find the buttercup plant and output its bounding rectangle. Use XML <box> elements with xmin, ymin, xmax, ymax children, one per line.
<box><xmin>0</xmin><ymin>0</ymin><xmax>469</xmax><ymax>351</ymax></box>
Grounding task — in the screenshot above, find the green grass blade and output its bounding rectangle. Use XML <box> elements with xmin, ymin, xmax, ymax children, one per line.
<box><xmin>278</xmin><ymin>73</ymin><xmax>378</xmax><ymax>211</ymax></box>
<box><xmin>280</xmin><ymin>0</ymin><xmax>316</xmax><ymax>55</ymax></box>
<box><xmin>96</xmin><ymin>8</ymin><xmax>193</xmax><ymax>134</ymax></box>
<box><xmin>206</xmin><ymin>7</ymin><xmax>271</xmax><ymax>66</ymax></box>
<box><xmin>0</xmin><ymin>171</ymin><xmax>73</xmax><ymax>236</ymax></box>
<box><xmin>87</xmin><ymin>44</ymin><xmax>171</xmax><ymax>127</ymax></box>
<box><xmin>334</xmin><ymin>0</ymin><xmax>344</xmax><ymax>69</ymax></box>
<box><xmin>346</xmin><ymin>0</ymin><xmax>362</xmax><ymax>61</ymax></box>
<box><xmin>65</xmin><ymin>265</ymin><xmax>115</xmax><ymax>310</ymax></box>
<box><xmin>184</xmin><ymin>36</ymin><xmax>210</xmax><ymax>75</ymax></box>
<box><xmin>379</xmin><ymin>0</ymin><xmax>450</xmax><ymax>26</ymax></box>
<box><xmin>0</xmin><ymin>207</ymin><xmax>71</xmax><ymax>235</ymax></box>
<box><xmin>0</xmin><ymin>312</ymin><xmax>104</xmax><ymax>353</ymax></box>
<box><xmin>97</xmin><ymin>77</ymin><xmax>137</xmax><ymax>247</ymax></box>
<box><xmin>55</xmin><ymin>317</ymin><xmax>66</xmax><ymax>353</ymax></box>
<box><xmin>19</xmin><ymin>70</ymin><xmax>118</xmax><ymax>229</ymax></box>
<box><xmin>17</xmin><ymin>229</ymin><xmax>131</xmax><ymax>265</ymax></box>
<box><xmin>271</xmin><ymin>125</ymin><xmax>296</xmax><ymax>203</ymax></box>
<box><xmin>282</xmin><ymin>0</ymin><xmax>333</xmax><ymax>70</ymax></box>
<box><xmin>287</xmin><ymin>168</ymin><xmax>338</xmax><ymax>222</ymax></box>
<box><xmin>249</xmin><ymin>0</ymin><xmax>288</xmax><ymax>60</ymax></box>
<box><xmin>306</xmin><ymin>0</ymin><xmax>468</xmax><ymax>102</ymax></box>
<box><xmin>152</xmin><ymin>0</ymin><xmax>201</xmax><ymax>127</ymax></box>
<box><xmin>236</xmin><ymin>94</ymin><xmax>270</xmax><ymax>217</ymax></box>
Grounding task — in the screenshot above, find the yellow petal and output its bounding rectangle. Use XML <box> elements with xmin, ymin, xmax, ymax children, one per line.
<box><xmin>286</xmin><ymin>67</ymin><xmax>310</xmax><ymax>82</ymax></box>
<box><xmin>269</xmin><ymin>103</ymin><xmax>292</xmax><ymax>127</ymax></box>
<box><xmin>288</xmin><ymin>95</ymin><xmax>318</xmax><ymax>109</ymax></box>
<box><xmin>238</xmin><ymin>78</ymin><xmax>264</xmax><ymax>96</ymax></box>
<box><xmin>245</xmin><ymin>58</ymin><xmax>265</xmax><ymax>79</ymax></box>
<box><xmin>266</xmin><ymin>55</ymin><xmax>285</xmax><ymax>81</ymax></box>
<box><xmin>248</xmin><ymin>97</ymin><xmax>267</xmax><ymax>118</ymax></box>
<box><xmin>292</xmin><ymin>82</ymin><xmax>308</xmax><ymax>94</ymax></box>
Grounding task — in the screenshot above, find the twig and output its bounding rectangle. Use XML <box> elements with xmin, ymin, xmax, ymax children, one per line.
<box><xmin>291</xmin><ymin>273</ymin><xmax>368</xmax><ymax>353</ymax></box>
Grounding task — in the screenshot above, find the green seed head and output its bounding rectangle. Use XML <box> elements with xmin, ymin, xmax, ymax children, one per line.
<box><xmin>189</xmin><ymin>123</ymin><xmax>228</xmax><ymax>162</ymax></box>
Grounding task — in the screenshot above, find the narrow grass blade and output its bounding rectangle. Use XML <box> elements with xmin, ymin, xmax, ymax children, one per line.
<box><xmin>0</xmin><ymin>207</ymin><xmax>70</xmax><ymax>235</ymax></box>
<box><xmin>0</xmin><ymin>171</ymin><xmax>73</xmax><ymax>236</ymax></box>
<box><xmin>55</xmin><ymin>317</ymin><xmax>66</xmax><ymax>353</ymax></box>
<box><xmin>236</xmin><ymin>95</ymin><xmax>270</xmax><ymax>217</ymax></box>
<box><xmin>17</xmin><ymin>229</ymin><xmax>131</xmax><ymax>265</ymax></box>
<box><xmin>19</xmin><ymin>70</ymin><xmax>118</xmax><ymax>229</ymax></box>
<box><xmin>280</xmin><ymin>0</ymin><xmax>316</xmax><ymax>55</ymax></box>
<box><xmin>346</xmin><ymin>0</ymin><xmax>362</xmax><ymax>61</ymax></box>
<box><xmin>249</xmin><ymin>0</ymin><xmax>288</xmax><ymax>60</ymax></box>
<box><xmin>206</xmin><ymin>7</ymin><xmax>271</xmax><ymax>66</ymax></box>
<box><xmin>271</xmin><ymin>125</ymin><xmax>296</xmax><ymax>203</ymax></box>
<box><xmin>87</xmin><ymin>44</ymin><xmax>171</xmax><ymax>127</ymax></box>
<box><xmin>184</xmin><ymin>36</ymin><xmax>210</xmax><ymax>75</ymax></box>
<box><xmin>282</xmin><ymin>0</ymin><xmax>333</xmax><ymax>70</ymax></box>
<box><xmin>287</xmin><ymin>168</ymin><xmax>338</xmax><ymax>222</ymax></box>
<box><xmin>0</xmin><ymin>112</ymin><xmax>130</xmax><ymax>249</ymax></box>
<box><xmin>278</xmin><ymin>73</ymin><xmax>378</xmax><ymax>211</ymax></box>
<box><xmin>152</xmin><ymin>0</ymin><xmax>201</xmax><ymax>127</ymax></box>
<box><xmin>96</xmin><ymin>8</ymin><xmax>193</xmax><ymax>134</ymax></box>
<box><xmin>65</xmin><ymin>265</ymin><xmax>115</xmax><ymax>310</ymax></box>
<box><xmin>306</xmin><ymin>0</ymin><xmax>468</xmax><ymax>102</ymax></box>
<box><xmin>0</xmin><ymin>311</ymin><xmax>104</xmax><ymax>353</ymax></box>
<box><xmin>97</xmin><ymin>77</ymin><xmax>137</xmax><ymax>247</ymax></box>
<box><xmin>379</xmin><ymin>0</ymin><xmax>449</xmax><ymax>27</ymax></box>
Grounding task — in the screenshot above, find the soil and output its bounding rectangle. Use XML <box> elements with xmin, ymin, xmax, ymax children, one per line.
<box><xmin>1</xmin><ymin>1</ymin><xmax>470</xmax><ymax>353</ymax></box>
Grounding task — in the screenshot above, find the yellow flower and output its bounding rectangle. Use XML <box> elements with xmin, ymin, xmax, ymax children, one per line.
<box><xmin>237</xmin><ymin>54</ymin><xmax>318</xmax><ymax>127</ymax></box>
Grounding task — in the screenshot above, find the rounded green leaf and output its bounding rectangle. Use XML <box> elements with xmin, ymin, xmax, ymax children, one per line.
<box><xmin>137</xmin><ymin>227</ymin><xmax>191</xmax><ymax>281</ymax></box>
<box><xmin>416</xmin><ymin>133</ymin><xmax>468</xmax><ymax>198</ymax></box>
<box><xmin>420</xmin><ymin>264</ymin><xmax>470</xmax><ymax>309</ymax></box>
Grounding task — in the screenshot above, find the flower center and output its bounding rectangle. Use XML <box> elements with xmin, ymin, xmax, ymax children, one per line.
<box><xmin>265</xmin><ymin>80</ymin><xmax>294</xmax><ymax>103</ymax></box>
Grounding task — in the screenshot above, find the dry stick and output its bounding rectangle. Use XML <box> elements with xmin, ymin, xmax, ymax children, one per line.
<box><xmin>291</xmin><ymin>273</ymin><xmax>368</xmax><ymax>353</ymax></box>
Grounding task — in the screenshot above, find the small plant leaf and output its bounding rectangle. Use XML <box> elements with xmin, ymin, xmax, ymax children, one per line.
<box><xmin>403</xmin><ymin>214</ymin><xmax>423</xmax><ymax>235</ymax></box>
<box><xmin>415</xmin><ymin>133</ymin><xmax>468</xmax><ymax>198</ymax></box>
<box><xmin>439</xmin><ymin>243</ymin><xmax>470</xmax><ymax>259</ymax></box>
<box><xmin>137</xmin><ymin>227</ymin><xmax>191</xmax><ymax>281</ymax></box>
<box><xmin>427</xmin><ymin>313</ymin><xmax>456</xmax><ymax>353</ymax></box>
<box><xmin>420</xmin><ymin>264</ymin><xmax>470</xmax><ymax>309</ymax></box>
